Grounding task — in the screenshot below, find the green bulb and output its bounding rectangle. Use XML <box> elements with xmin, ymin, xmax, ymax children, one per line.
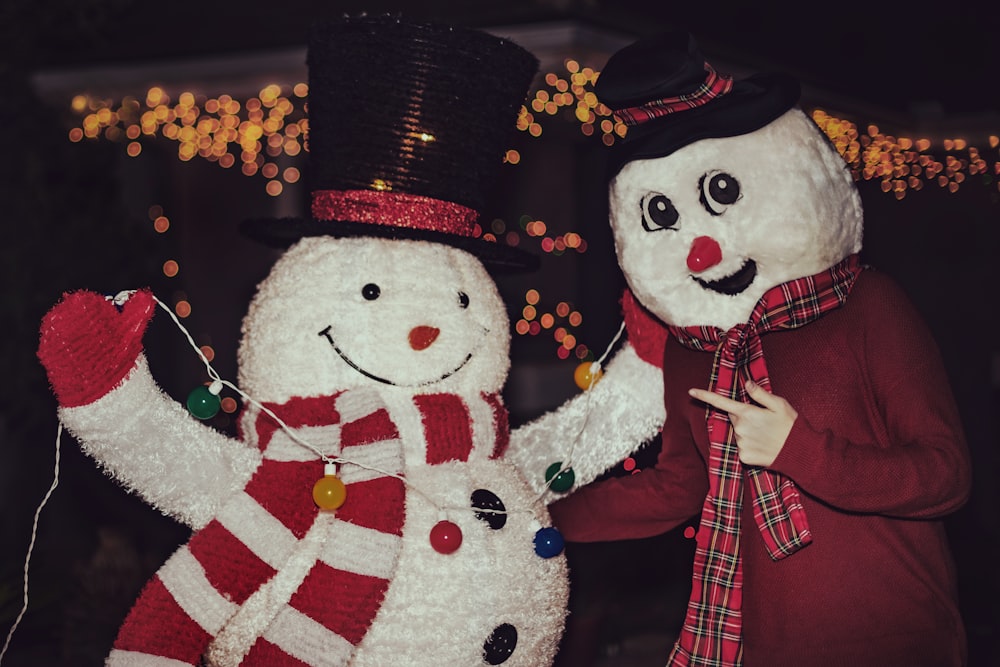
<box><xmin>186</xmin><ymin>385</ymin><xmax>221</xmax><ymax>420</ymax></box>
<box><xmin>545</xmin><ymin>461</ymin><xmax>575</xmax><ymax>493</ymax></box>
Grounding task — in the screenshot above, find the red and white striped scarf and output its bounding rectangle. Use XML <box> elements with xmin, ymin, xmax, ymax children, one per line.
<box><xmin>665</xmin><ymin>254</ymin><xmax>863</xmax><ymax>666</ymax></box>
<box><xmin>109</xmin><ymin>388</ymin><xmax>509</xmax><ymax>666</ymax></box>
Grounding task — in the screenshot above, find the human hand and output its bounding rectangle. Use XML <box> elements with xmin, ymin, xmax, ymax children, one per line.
<box><xmin>688</xmin><ymin>380</ymin><xmax>797</xmax><ymax>467</ymax></box>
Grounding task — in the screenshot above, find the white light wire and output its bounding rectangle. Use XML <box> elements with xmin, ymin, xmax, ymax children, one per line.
<box><xmin>0</xmin><ymin>424</ymin><xmax>62</xmax><ymax>664</ymax></box>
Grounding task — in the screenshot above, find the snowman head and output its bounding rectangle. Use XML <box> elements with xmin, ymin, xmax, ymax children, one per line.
<box><xmin>238</xmin><ymin>236</ymin><xmax>510</xmax><ymax>402</ymax></box>
<box><xmin>234</xmin><ymin>17</ymin><xmax>539</xmax><ymax>401</ymax></box>
<box><xmin>599</xmin><ymin>32</ymin><xmax>863</xmax><ymax>330</ymax></box>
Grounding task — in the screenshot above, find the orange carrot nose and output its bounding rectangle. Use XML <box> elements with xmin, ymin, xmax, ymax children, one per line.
<box><xmin>409</xmin><ymin>326</ymin><xmax>440</xmax><ymax>351</ymax></box>
<box><xmin>687</xmin><ymin>235</ymin><xmax>723</xmax><ymax>272</ymax></box>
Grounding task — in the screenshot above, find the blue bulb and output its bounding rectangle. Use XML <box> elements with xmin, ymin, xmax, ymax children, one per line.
<box><xmin>533</xmin><ymin>526</ymin><xmax>565</xmax><ymax>558</ymax></box>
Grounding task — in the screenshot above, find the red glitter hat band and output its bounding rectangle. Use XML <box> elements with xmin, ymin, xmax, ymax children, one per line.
<box><xmin>310</xmin><ymin>189</ymin><xmax>480</xmax><ymax>237</ymax></box>
<box><xmin>614</xmin><ymin>64</ymin><xmax>734</xmax><ymax>127</ymax></box>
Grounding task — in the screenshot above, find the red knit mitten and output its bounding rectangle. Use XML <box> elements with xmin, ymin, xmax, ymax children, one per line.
<box><xmin>620</xmin><ymin>288</ymin><xmax>668</xmax><ymax>369</ymax></box>
<box><xmin>38</xmin><ymin>289</ymin><xmax>157</xmax><ymax>408</ymax></box>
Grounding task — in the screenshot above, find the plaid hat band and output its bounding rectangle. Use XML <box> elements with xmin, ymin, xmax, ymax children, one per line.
<box><xmin>614</xmin><ymin>64</ymin><xmax>734</xmax><ymax>127</ymax></box>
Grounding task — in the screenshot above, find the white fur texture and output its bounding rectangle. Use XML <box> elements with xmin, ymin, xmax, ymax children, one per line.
<box><xmin>58</xmin><ymin>356</ymin><xmax>261</xmax><ymax>529</ymax></box>
<box><xmin>508</xmin><ymin>343</ymin><xmax>664</xmax><ymax>499</ymax></box>
<box><xmin>609</xmin><ymin>108</ymin><xmax>863</xmax><ymax>329</ymax></box>
<box><xmin>351</xmin><ymin>458</ymin><xmax>568</xmax><ymax>666</ymax></box>
<box><xmin>238</xmin><ymin>237</ymin><xmax>511</xmax><ymax>403</ymax></box>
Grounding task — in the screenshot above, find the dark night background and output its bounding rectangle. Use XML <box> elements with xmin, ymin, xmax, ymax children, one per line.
<box><xmin>1</xmin><ymin>1</ymin><xmax>997</xmax><ymax>665</ymax></box>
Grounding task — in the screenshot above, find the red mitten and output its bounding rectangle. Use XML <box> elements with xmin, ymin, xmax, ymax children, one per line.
<box><xmin>38</xmin><ymin>289</ymin><xmax>157</xmax><ymax>407</ymax></box>
<box><xmin>620</xmin><ymin>288</ymin><xmax>668</xmax><ymax>369</ymax></box>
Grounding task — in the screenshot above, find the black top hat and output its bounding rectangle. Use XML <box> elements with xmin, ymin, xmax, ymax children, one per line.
<box><xmin>596</xmin><ymin>31</ymin><xmax>800</xmax><ymax>177</ymax></box>
<box><xmin>241</xmin><ymin>16</ymin><xmax>540</xmax><ymax>272</ymax></box>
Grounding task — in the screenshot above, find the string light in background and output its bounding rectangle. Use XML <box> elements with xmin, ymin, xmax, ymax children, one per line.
<box><xmin>515</xmin><ymin>288</ymin><xmax>591</xmax><ymax>362</ymax></box>
<box><xmin>810</xmin><ymin>110</ymin><xmax>999</xmax><ymax>200</ymax></box>
<box><xmin>145</xmin><ymin>204</ymin><xmax>239</xmax><ymax>419</ymax></box>
<box><xmin>68</xmin><ymin>60</ymin><xmax>1000</xmax><ymax>203</ymax></box>
<box><xmin>518</xmin><ymin>59</ymin><xmax>627</xmax><ymax>146</ymax></box>
<box><xmin>66</xmin><ymin>57</ymin><xmax>998</xmax><ymax>372</ymax></box>
<box><xmin>71</xmin><ymin>84</ymin><xmax>308</xmax><ymax>198</ymax></box>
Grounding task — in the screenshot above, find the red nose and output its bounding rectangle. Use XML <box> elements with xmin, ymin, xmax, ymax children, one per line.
<box><xmin>687</xmin><ymin>236</ymin><xmax>723</xmax><ymax>272</ymax></box>
<box><xmin>409</xmin><ymin>326</ymin><xmax>440</xmax><ymax>351</ymax></box>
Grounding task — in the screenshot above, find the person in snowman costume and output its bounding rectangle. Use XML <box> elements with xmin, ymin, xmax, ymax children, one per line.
<box><xmin>511</xmin><ymin>31</ymin><xmax>972</xmax><ymax>666</ymax></box>
<box><xmin>36</xmin><ymin>17</ymin><xmax>570</xmax><ymax>667</ymax></box>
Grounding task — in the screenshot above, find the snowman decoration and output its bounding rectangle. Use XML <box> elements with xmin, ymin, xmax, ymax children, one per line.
<box><xmin>511</xmin><ymin>31</ymin><xmax>970</xmax><ymax>667</ymax></box>
<box><xmin>37</xmin><ymin>18</ymin><xmax>572</xmax><ymax>667</ymax></box>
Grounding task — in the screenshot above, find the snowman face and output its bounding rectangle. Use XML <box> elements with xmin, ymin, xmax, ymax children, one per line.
<box><xmin>238</xmin><ymin>236</ymin><xmax>510</xmax><ymax>402</ymax></box>
<box><xmin>609</xmin><ymin>109</ymin><xmax>862</xmax><ymax>330</ymax></box>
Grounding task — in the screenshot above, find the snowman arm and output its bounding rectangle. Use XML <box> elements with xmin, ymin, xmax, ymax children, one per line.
<box><xmin>58</xmin><ymin>355</ymin><xmax>261</xmax><ymax>529</ymax></box>
<box><xmin>508</xmin><ymin>342</ymin><xmax>665</xmax><ymax>500</ymax></box>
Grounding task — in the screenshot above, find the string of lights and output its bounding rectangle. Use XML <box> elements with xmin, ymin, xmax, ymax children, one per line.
<box><xmin>66</xmin><ymin>58</ymin><xmax>999</xmax><ymax>201</ymax></box>
<box><xmin>64</xmin><ymin>58</ymin><xmax>998</xmax><ymax>377</ymax></box>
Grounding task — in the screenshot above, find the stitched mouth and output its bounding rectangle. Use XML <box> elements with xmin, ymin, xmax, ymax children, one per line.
<box><xmin>318</xmin><ymin>326</ymin><xmax>473</xmax><ymax>387</ymax></box>
<box><xmin>693</xmin><ymin>259</ymin><xmax>758</xmax><ymax>295</ymax></box>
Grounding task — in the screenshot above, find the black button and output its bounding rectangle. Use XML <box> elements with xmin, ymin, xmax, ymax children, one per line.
<box><xmin>483</xmin><ymin>623</ymin><xmax>517</xmax><ymax>664</ymax></box>
<box><xmin>471</xmin><ymin>489</ymin><xmax>507</xmax><ymax>530</ymax></box>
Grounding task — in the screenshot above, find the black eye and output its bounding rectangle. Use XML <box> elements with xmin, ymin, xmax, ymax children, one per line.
<box><xmin>640</xmin><ymin>193</ymin><xmax>679</xmax><ymax>232</ymax></box>
<box><xmin>362</xmin><ymin>283</ymin><xmax>380</xmax><ymax>301</ymax></box>
<box><xmin>458</xmin><ymin>292</ymin><xmax>470</xmax><ymax>309</ymax></box>
<box><xmin>700</xmin><ymin>171</ymin><xmax>741</xmax><ymax>215</ymax></box>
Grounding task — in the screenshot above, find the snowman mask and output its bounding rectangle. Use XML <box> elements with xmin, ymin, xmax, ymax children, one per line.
<box><xmin>238</xmin><ymin>235</ymin><xmax>510</xmax><ymax>403</ymax></box>
<box><xmin>609</xmin><ymin>108</ymin><xmax>863</xmax><ymax>330</ymax></box>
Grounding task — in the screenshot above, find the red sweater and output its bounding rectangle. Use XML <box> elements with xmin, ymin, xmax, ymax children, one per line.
<box><xmin>550</xmin><ymin>270</ymin><xmax>971</xmax><ymax>666</ymax></box>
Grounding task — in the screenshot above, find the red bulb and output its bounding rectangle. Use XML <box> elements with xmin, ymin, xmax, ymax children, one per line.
<box><xmin>430</xmin><ymin>520</ymin><xmax>463</xmax><ymax>554</ymax></box>
<box><xmin>687</xmin><ymin>235</ymin><xmax>723</xmax><ymax>272</ymax></box>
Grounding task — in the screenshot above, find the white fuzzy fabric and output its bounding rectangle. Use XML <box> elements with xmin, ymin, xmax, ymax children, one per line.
<box><xmin>58</xmin><ymin>356</ymin><xmax>261</xmax><ymax>529</ymax></box>
<box><xmin>207</xmin><ymin>514</ymin><xmax>335</xmax><ymax>665</ymax></box>
<box><xmin>237</xmin><ymin>237</ymin><xmax>511</xmax><ymax>403</ymax></box>
<box><xmin>350</xmin><ymin>459</ymin><xmax>568</xmax><ymax>666</ymax></box>
<box><xmin>338</xmin><ymin>389</ymin><xmax>568</xmax><ymax>665</ymax></box>
<box><xmin>609</xmin><ymin>108</ymin><xmax>863</xmax><ymax>330</ymax></box>
<box><xmin>508</xmin><ymin>343</ymin><xmax>665</xmax><ymax>499</ymax></box>
<box><xmin>107</xmin><ymin>650</ymin><xmax>192</xmax><ymax>666</ymax></box>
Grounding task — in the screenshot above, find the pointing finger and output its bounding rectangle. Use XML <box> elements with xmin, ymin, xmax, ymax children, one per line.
<box><xmin>688</xmin><ymin>388</ymin><xmax>745</xmax><ymax>414</ymax></box>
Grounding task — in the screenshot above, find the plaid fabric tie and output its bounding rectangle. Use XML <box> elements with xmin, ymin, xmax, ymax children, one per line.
<box><xmin>665</xmin><ymin>253</ymin><xmax>863</xmax><ymax>666</ymax></box>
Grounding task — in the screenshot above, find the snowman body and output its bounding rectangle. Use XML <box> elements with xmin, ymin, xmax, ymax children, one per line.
<box><xmin>47</xmin><ymin>235</ymin><xmax>568</xmax><ymax>666</ymax></box>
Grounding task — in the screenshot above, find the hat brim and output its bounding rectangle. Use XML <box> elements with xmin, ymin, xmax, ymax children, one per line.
<box><xmin>608</xmin><ymin>72</ymin><xmax>800</xmax><ymax>177</ymax></box>
<box><xmin>240</xmin><ymin>217</ymin><xmax>540</xmax><ymax>274</ymax></box>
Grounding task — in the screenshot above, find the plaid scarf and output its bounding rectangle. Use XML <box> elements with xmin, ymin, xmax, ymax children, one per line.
<box><xmin>665</xmin><ymin>254</ymin><xmax>863</xmax><ymax>666</ymax></box>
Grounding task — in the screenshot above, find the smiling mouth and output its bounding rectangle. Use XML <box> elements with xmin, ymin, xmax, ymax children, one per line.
<box><xmin>318</xmin><ymin>326</ymin><xmax>473</xmax><ymax>387</ymax></box>
<box><xmin>693</xmin><ymin>259</ymin><xmax>758</xmax><ymax>295</ymax></box>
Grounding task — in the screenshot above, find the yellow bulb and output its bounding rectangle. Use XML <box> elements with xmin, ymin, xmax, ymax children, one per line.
<box><xmin>574</xmin><ymin>362</ymin><xmax>602</xmax><ymax>391</ymax></box>
<box><xmin>313</xmin><ymin>475</ymin><xmax>347</xmax><ymax>510</ymax></box>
